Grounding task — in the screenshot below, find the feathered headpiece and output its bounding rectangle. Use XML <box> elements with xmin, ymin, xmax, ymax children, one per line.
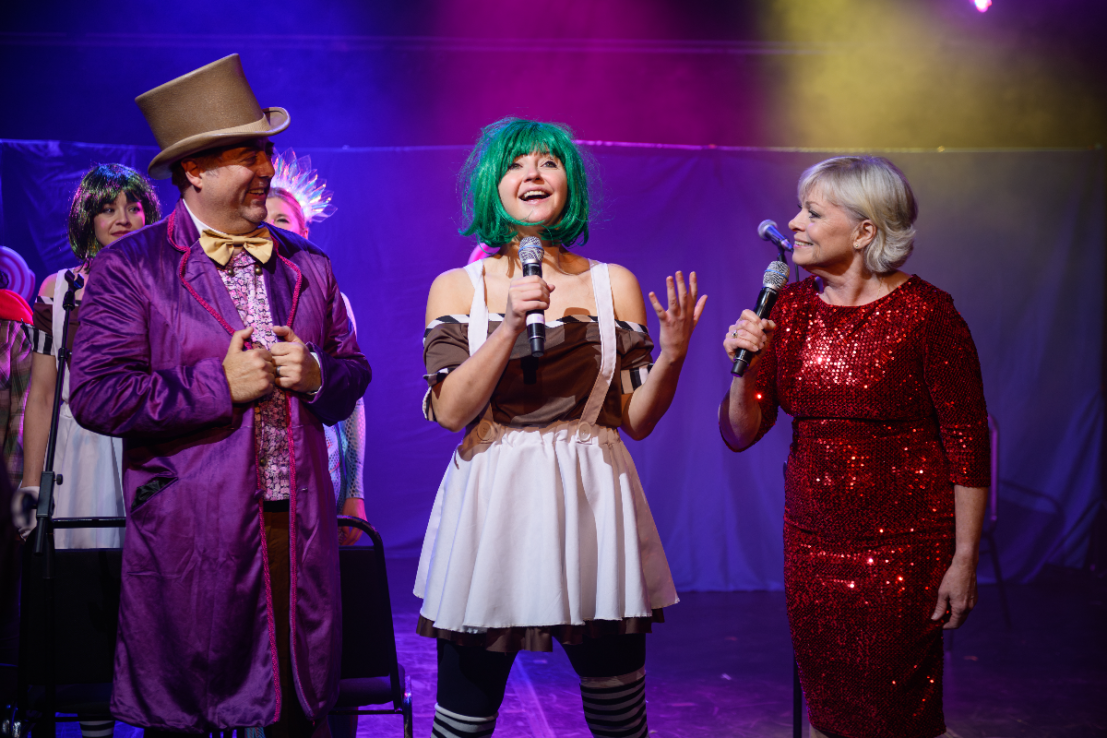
<box><xmin>270</xmin><ymin>150</ymin><xmax>336</xmax><ymax>224</ymax></box>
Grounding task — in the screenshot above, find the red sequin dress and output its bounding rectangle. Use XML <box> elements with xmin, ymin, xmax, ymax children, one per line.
<box><xmin>744</xmin><ymin>275</ymin><xmax>990</xmax><ymax>738</ymax></box>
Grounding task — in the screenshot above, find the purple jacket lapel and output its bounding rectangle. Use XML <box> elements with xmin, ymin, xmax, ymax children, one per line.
<box><xmin>264</xmin><ymin>230</ymin><xmax>302</xmax><ymax>330</ymax></box>
<box><xmin>180</xmin><ymin>251</ymin><xmax>247</xmax><ymax>335</ymax></box>
<box><xmin>169</xmin><ymin>201</ymin><xmax>240</xmax><ymax>335</ymax></box>
<box><xmin>169</xmin><ymin>199</ymin><xmax>302</xmax><ymax>334</ymax></box>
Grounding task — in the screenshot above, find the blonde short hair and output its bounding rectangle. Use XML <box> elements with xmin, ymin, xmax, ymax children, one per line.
<box><xmin>798</xmin><ymin>156</ymin><xmax>918</xmax><ymax>274</ymax></box>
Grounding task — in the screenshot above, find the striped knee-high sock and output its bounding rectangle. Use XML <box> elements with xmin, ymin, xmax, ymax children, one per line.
<box><xmin>432</xmin><ymin>704</ymin><xmax>497</xmax><ymax>738</ymax></box>
<box><xmin>78</xmin><ymin>720</ymin><xmax>114</xmax><ymax>738</ymax></box>
<box><xmin>579</xmin><ymin>668</ymin><xmax>648</xmax><ymax>738</ymax></box>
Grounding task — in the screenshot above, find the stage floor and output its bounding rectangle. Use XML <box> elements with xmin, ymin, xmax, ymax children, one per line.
<box><xmin>46</xmin><ymin>558</ymin><xmax>1104</xmax><ymax>738</ymax></box>
<box><xmin>379</xmin><ymin>557</ymin><xmax>1105</xmax><ymax>738</ymax></box>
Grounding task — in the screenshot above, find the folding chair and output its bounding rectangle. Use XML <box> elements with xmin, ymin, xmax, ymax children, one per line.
<box><xmin>329</xmin><ymin>516</ymin><xmax>412</xmax><ymax>738</ymax></box>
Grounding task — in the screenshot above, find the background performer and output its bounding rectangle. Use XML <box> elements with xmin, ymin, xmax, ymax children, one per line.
<box><xmin>20</xmin><ymin>163</ymin><xmax>161</xmax><ymax>554</ymax></box>
<box><xmin>264</xmin><ymin>150</ymin><xmax>366</xmax><ymax>738</ymax></box>
<box><xmin>416</xmin><ymin>117</ymin><xmax>706</xmax><ymax>738</ymax></box>
<box><xmin>20</xmin><ymin>163</ymin><xmax>159</xmax><ymax>738</ymax></box>
<box><xmin>264</xmin><ymin>150</ymin><xmax>366</xmax><ymax>546</ymax></box>
<box><xmin>719</xmin><ymin>156</ymin><xmax>990</xmax><ymax>738</ymax></box>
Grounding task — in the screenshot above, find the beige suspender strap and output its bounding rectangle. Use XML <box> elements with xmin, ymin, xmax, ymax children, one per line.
<box><xmin>580</xmin><ymin>261</ymin><xmax>616</xmax><ymax>428</ymax></box>
<box><xmin>463</xmin><ymin>259</ymin><xmax>488</xmax><ymax>357</ymax></box>
<box><xmin>463</xmin><ymin>259</ymin><xmax>498</xmax><ymax>431</ymax></box>
<box><xmin>52</xmin><ymin>269</ymin><xmax>73</xmax><ymax>401</ymax></box>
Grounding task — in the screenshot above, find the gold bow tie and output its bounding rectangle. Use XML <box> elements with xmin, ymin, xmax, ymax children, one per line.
<box><xmin>199</xmin><ymin>227</ymin><xmax>273</xmax><ymax>267</ymax></box>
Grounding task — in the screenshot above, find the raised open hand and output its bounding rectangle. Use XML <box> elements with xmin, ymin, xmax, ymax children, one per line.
<box><xmin>648</xmin><ymin>271</ymin><xmax>707</xmax><ymax>362</ymax></box>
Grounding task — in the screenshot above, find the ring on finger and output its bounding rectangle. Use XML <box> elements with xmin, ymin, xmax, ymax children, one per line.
<box><xmin>275</xmin><ymin>366</ymin><xmax>281</xmax><ymax>378</ymax></box>
<box><xmin>731</xmin><ymin>331</ymin><xmax>739</xmax><ymax>338</ymax></box>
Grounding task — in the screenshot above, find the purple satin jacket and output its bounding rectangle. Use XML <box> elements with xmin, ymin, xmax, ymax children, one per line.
<box><xmin>69</xmin><ymin>199</ymin><xmax>372</xmax><ymax>732</ymax></box>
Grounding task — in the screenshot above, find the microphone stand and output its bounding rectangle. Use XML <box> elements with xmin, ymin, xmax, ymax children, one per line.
<box><xmin>21</xmin><ymin>269</ymin><xmax>125</xmax><ymax>737</ymax></box>
<box><xmin>783</xmin><ymin>237</ymin><xmax>802</xmax><ymax>736</ymax></box>
<box><xmin>761</xmin><ymin>241</ymin><xmax>803</xmax><ymax>736</ymax></box>
<box><xmin>24</xmin><ymin>269</ymin><xmax>81</xmax><ymax>738</ymax></box>
<box><xmin>33</xmin><ymin>270</ymin><xmax>83</xmax><ymax>560</ymax></box>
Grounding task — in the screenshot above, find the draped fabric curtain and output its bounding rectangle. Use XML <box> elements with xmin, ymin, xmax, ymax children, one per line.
<box><xmin>2</xmin><ymin>139</ymin><xmax>1101</xmax><ymax>589</ymax></box>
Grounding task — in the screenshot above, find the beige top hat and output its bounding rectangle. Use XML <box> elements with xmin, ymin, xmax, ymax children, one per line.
<box><xmin>137</xmin><ymin>54</ymin><xmax>289</xmax><ymax>179</ymax></box>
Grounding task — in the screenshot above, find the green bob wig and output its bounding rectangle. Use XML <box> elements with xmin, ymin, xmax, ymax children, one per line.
<box><xmin>459</xmin><ymin>117</ymin><xmax>590</xmax><ymax>249</ymax></box>
<box><xmin>68</xmin><ymin>163</ymin><xmax>162</xmax><ymax>265</ymax></box>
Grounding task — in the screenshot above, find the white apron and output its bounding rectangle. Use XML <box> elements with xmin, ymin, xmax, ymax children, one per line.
<box><xmin>415</xmin><ymin>259</ymin><xmax>677</xmax><ymax>634</ymax></box>
<box><xmin>51</xmin><ymin>269</ymin><xmax>125</xmax><ymax>549</ymax></box>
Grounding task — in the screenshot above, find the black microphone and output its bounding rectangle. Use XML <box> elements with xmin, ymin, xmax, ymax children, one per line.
<box><xmin>758</xmin><ymin>219</ymin><xmax>793</xmax><ymax>252</ymax></box>
<box><xmin>518</xmin><ymin>237</ymin><xmax>545</xmax><ymax>357</ymax></box>
<box><xmin>731</xmin><ymin>260</ymin><xmax>789</xmax><ymax>377</ymax></box>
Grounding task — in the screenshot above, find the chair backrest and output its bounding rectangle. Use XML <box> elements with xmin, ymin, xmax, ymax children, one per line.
<box><xmin>335</xmin><ymin>517</ymin><xmax>401</xmax><ymax>688</ymax></box>
<box><xmin>19</xmin><ymin>543</ymin><xmax>121</xmax><ymax>685</ymax></box>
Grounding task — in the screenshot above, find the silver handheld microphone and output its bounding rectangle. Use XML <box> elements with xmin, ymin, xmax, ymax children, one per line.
<box><xmin>758</xmin><ymin>219</ymin><xmax>793</xmax><ymax>252</ymax></box>
<box><xmin>731</xmin><ymin>260</ymin><xmax>789</xmax><ymax>377</ymax></box>
<box><xmin>518</xmin><ymin>237</ymin><xmax>545</xmax><ymax>357</ymax></box>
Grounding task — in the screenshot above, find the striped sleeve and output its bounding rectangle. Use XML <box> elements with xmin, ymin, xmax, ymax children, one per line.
<box><xmin>616</xmin><ymin>320</ymin><xmax>654</xmax><ymax>394</ymax></box>
<box><xmin>27</xmin><ymin>297</ymin><xmax>56</xmax><ymax>356</ymax></box>
<box><xmin>423</xmin><ymin>316</ymin><xmax>470</xmax><ymax>388</ymax></box>
<box><xmin>423</xmin><ymin>316</ymin><xmax>472</xmax><ymax>421</ymax></box>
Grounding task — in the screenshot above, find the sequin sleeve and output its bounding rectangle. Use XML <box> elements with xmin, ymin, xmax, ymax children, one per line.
<box><xmin>923</xmin><ymin>293</ymin><xmax>991</xmax><ymax>488</ymax></box>
<box><xmin>720</xmin><ymin>333</ymin><xmax>781</xmax><ymax>452</ymax></box>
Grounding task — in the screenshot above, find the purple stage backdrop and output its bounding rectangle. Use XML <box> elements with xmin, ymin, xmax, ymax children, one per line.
<box><xmin>1</xmin><ymin>139</ymin><xmax>1102</xmax><ymax>590</ymax></box>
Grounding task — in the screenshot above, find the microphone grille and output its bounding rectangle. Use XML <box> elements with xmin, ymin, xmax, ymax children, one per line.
<box><xmin>757</xmin><ymin>220</ymin><xmax>778</xmax><ymax>241</ymax></box>
<box><xmin>763</xmin><ymin>260</ymin><xmax>789</xmax><ymax>289</ymax></box>
<box><xmin>518</xmin><ymin>237</ymin><xmax>543</xmax><ymax>265</ymax></box>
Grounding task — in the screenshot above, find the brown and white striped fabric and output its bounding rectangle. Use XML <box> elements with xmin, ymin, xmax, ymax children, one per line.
<box><xmin>422</xmin><ymin>313</ymin><xmax>654</xmax><ymax>428</ymax></box>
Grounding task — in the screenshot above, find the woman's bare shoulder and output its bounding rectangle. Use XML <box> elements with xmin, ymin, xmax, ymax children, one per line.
<box><xmin>606</xmin><ymin>263</ymin><xmax>648</xmax><ymax>323</ymax></box>
<box><xmin>606</xmin><ymin>262</ymin><xmax>641</xmax><ymax>289</ymax></box>
<box><xmin>38</xmin><ymin>272</ymin><xmax>58</xmax><ymax>298</ymax></box>
<box><xmin>426</xmin><ymin>267</ymin><xmax>476</xmax><ymax>324</ymax></box>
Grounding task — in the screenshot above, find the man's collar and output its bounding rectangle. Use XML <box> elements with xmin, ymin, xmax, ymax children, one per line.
<box><xmin>182</xmin><ymin>201</ymin><xmax>264</xmax><ymax>239</ymax></box>
<box><xmin>183</xmin><ymin>200</ymin><xmax>217</xmax><ymax>238</ymax></box>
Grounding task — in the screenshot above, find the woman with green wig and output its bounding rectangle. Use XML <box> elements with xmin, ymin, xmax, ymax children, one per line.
<box><xmin>415</xmin><ymin>118</ymin><xmax>707</xmax><ymax>738</ymax></box>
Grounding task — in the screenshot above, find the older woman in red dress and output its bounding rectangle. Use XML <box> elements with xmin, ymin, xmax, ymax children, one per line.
<box><xmin>719</xmin><ymin>156</ymin><xmax>990</xmax><ymax>738</ymax></box>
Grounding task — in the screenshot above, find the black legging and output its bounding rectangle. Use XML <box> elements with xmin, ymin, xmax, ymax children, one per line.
<box><xmin>436</xmin><ymin>634</ymin><xmax>646</xmax><ymax>716</ymax></box>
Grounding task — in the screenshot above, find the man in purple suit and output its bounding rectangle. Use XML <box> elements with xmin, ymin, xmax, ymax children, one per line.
<box><xmin>69</xmin><ymin>55</ymin><xmax>370</xmax><ymax>738</ymax></box>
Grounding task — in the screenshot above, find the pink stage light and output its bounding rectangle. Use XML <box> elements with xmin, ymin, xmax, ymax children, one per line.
<box><xmin>974</xmin><ymin>0</ymin><xmax>992</xmax><ymax>11</ymax></box>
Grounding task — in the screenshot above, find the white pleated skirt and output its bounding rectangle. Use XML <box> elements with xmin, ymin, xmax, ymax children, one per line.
<box><xmin>52</xmin><ymin>402</ymin><xmax>125</xmax><ymax>549</ymax></box>
<box><xmin>415</xmin><ymin>418</ymin><xmax>678</xmax><ymax>635</ymax></box>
